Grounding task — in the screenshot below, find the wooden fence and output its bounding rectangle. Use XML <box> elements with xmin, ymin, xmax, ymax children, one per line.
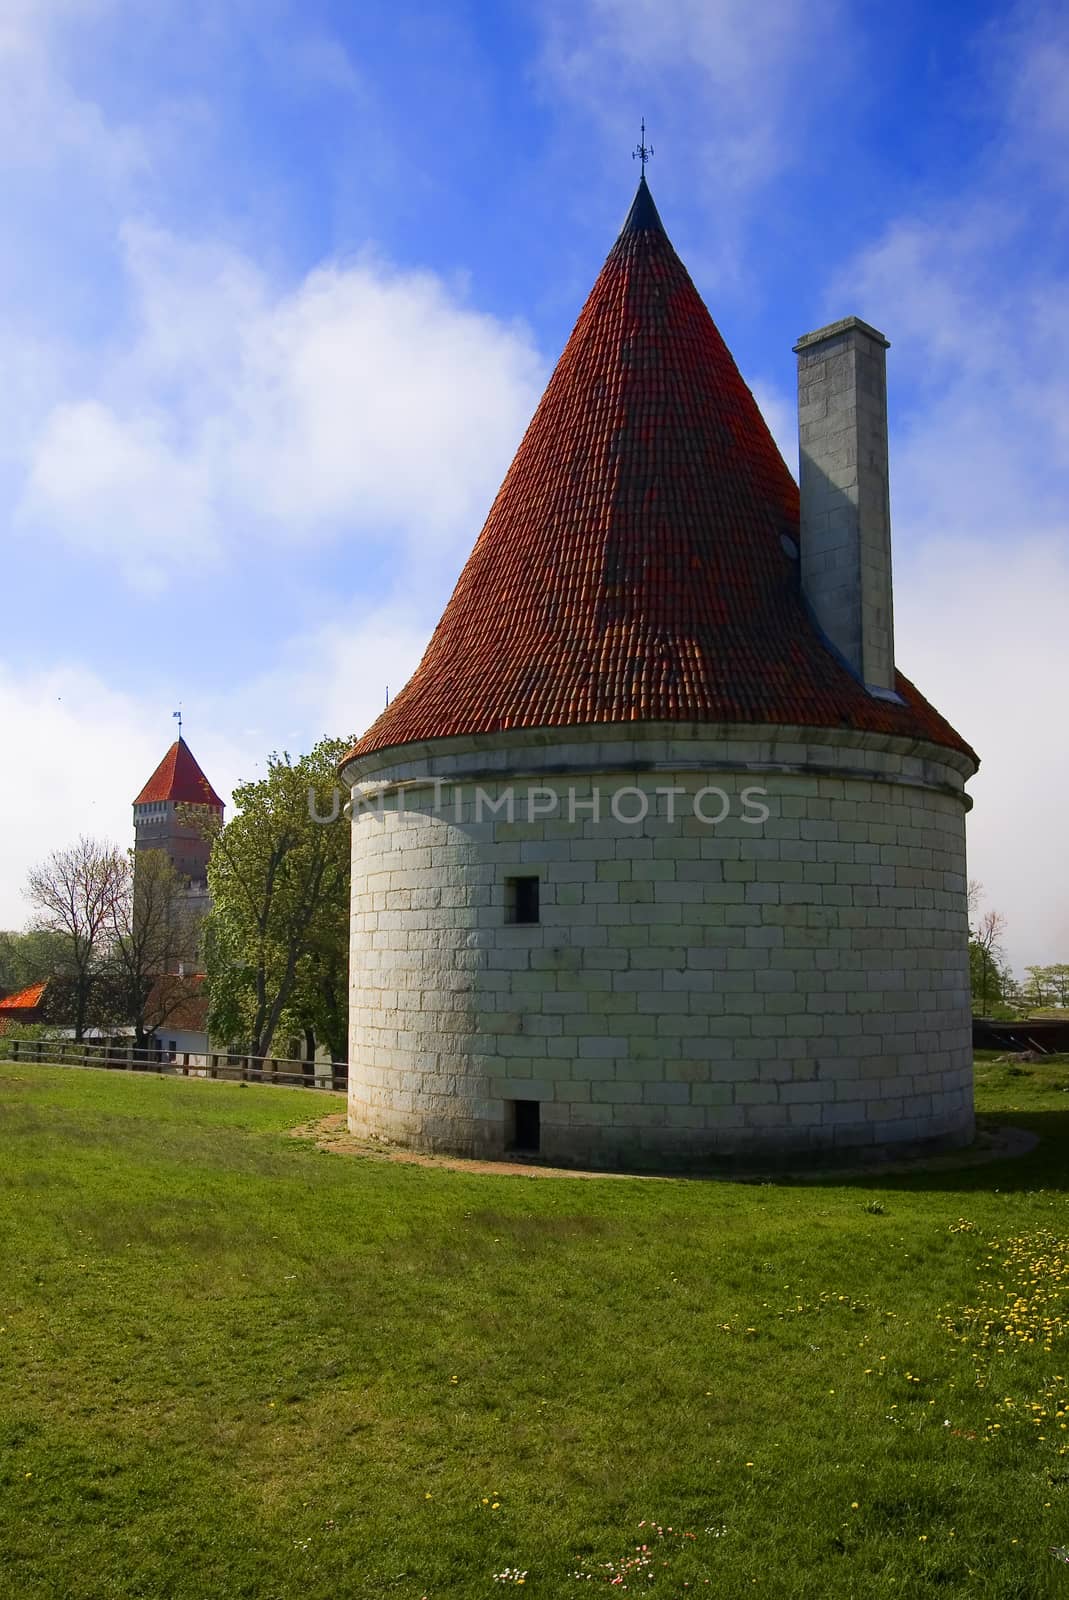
<box><xmin>1</xmin><ymin>1037</ymin><xmax>347</xmax><ymax>1092</ymax></box>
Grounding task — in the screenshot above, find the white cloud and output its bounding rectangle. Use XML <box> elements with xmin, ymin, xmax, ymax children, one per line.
<box><xmin>1</xmin><ymin>0</ymin><xmax>545</xmax><ymax>599</ymax></box>
<box><xmin>749</xmin><ymin>378</ymin><xmax>797</xmax><ymax>476</ymax></box>
<box><xmin>539</xmin><ymin>0</ymin><xmax>847</xmax><ymax>270</ymax></box>
<box><xmin>284</xmin><ymin>31</ymin><xmax>367</xmax><ymax>98</ymax></box>
<box><xmin>0</xmin><ymin>595</ymin><xmax>435</xmax><ymax>931</ymax></box>
<box><xmin>996</xmin><ymin>2</ymin><xmax>1069</xmax><ymax>178</ymax></box>
<box><xmin>22</xmin><ymin>400</ymin><xmax>219</xmax><ymax>593</ymax></box>
<box><xmin>821</xmin><ymin>2</ymin><xmax>1069</xmax><ymax>974</ymax></box>
<box><xmin>0</xmin><ymin>0</ymin><xmax>147</xmax><ymax>188</ymax></box>
<box><xmin>0</xmin><ymin>661</ymin><xmax>250</xmax><ymax>931</ymax></box>
<box><xmin>14</xmin><ymin>228</ymin><xmax>546</xmax><ymax>589</ymax></box>
<box><xmin>895</xmin><ymin>537</ymin><xmax>1069</xmax><ymax>976</ymax></box>
<box><xmin>222</xmin><ymin>255</ymin><xmax>543</xmax><ymax>538</ymax></box>
<box><xmin>202</xmin><ymin>604</ymin><xmax>435</xmax><ymax>757</ymax></box>
<box><xmin>0</xmin><ymin>0</ymin><xmax>548</xmax><ymax>919</ymax></box>
<box><xmin>279</xmin><ymin>610</ymin><xmax>435</xmax><ymax>751</ymax></box>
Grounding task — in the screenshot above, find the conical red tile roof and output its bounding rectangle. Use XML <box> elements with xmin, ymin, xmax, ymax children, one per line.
<box><xmin>134</xmin><ymin>738</ymin><xmax>224</xmax><ymax>808</ymax></box>
<box><xmin>347</xmin><ymin>179</ymin><xmax>974</xmax><ymax>765</ymax></box>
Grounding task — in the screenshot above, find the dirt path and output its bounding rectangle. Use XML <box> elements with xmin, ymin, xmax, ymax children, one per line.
<box><xmin>288</xmin><ymin>1112</ymin><xmax>1039</xmax><ymax>1183</ymax></box>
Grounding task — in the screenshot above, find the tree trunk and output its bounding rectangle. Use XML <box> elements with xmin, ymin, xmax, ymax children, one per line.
<box><xmin>74</xmin><ymin>975</ymin><xmax>89</xmax><ymax>1044</ymax></box>
<box><xmin>254</xmin><ymin>944</ymin><xmax>301</xmax><ymax>1060</ymax></box>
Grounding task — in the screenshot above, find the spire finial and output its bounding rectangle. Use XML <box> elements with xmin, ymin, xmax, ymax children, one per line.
<box><xmin>173</xmin><ymin>706</ymin><xmax>183</xmax><ymax>739</ymax></box>
<box><xmin>632</xmin><ymin>117</ymin><xmax>653</xmax><ymax>176</ymax></box>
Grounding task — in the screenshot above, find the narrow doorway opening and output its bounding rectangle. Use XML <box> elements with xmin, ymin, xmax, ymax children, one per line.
<box><xmin>508</xmin><ymin>1099</ymin><xmax>541</xmax><ymax>1153</ymax></box>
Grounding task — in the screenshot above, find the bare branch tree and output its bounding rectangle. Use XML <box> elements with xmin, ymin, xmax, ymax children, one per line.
<box><xmin>107</xmin><ymin>850</ymin><xmax>202</xmax><ymax>1049</ymax></box>
<box><xmin>971</xmin><ymin>904</ymin><xmax>1009</xmax><ymax>1014</ymax></box>
<box><xmin>24</xmin><ymin>837</ymin><xmax>126</xmax><ymax>1041</ymax></box>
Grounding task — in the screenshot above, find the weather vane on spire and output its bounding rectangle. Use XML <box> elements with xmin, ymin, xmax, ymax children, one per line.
<box><xmin>633</xmin><ymin>118</ymin><xmax>653</xmax><ymax>176</ymax></box>
<box><xmin>173</xmin><ymin>706</ymin><xmax>183</xmax><ymax>738</ymax></box>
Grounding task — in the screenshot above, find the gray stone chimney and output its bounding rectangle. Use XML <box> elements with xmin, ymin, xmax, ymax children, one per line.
<box><xmin>793</xmin><ymin>316</ymin><xmax>896</xmax><ymax>694</ymax></box>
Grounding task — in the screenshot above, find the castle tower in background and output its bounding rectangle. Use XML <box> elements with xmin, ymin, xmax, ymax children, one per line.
<box><xmin>133</xmin><ymin>736</ymin><xmax>225</xmax><ymax>929</ymax></box>
<box><xmin>340</xmin><ymin>175</ymin><xmax>979</xmax><ymax>1171</ymax></box>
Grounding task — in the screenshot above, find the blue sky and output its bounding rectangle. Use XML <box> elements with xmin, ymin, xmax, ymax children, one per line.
<box><xmin>1</xmin><ymin>0</ymin><xmax>1067</xmax><ymax>972</ymax></box>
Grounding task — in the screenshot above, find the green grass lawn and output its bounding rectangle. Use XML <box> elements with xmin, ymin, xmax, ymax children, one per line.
<box><xmin>1</xmin><ymin>1054</ymin><xmax>1068</xmax><ymax>1599</ymax></box>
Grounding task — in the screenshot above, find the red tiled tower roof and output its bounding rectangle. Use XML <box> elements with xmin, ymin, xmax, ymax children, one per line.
<box><xmin>346</xmin><ymin>178</ymin><xmax>975</xmax><ymax>766</ymax></box>
<box><xmin>134</xmin><ymin>738</ymin><xmax>224</xmax><ymax>808</ymax></box>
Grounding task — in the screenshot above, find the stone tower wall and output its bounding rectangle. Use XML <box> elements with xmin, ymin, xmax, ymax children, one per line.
<box><xmin>134</xmin><ymin>801</ymin><xmax>216</xmax><ymax>888</ymax></box>
<box><xmin>343</xmin><ymin>724</ymin><xmax>975</xmax><ymax>1169</ymax></box>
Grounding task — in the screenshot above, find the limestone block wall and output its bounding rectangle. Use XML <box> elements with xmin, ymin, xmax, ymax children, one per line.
<box><xmin>342</xmin><ymin>723</ymin><xmax>976</xmax><ymax>1169</ymax></box>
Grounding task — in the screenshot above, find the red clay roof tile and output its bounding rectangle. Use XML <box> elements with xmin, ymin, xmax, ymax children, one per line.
<box><xmin>0</xmin><ymin>980</ymin><xmax>48</xmax><ymax>1013</ymax></box>
<box><xmin>134</xmin><ymin>738</ymin><xmax>224</xmax><ymax>808</ymax></box>
<box><xmin>346</xmin><ymin>179</ymin><xmax>975</xmax><ymax>766</ymax></box>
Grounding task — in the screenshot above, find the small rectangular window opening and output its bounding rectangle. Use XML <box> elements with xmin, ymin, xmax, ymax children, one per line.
<box><xmin>508</xmin><ymin>1099</ymin><xmax>541</xmax><ymax>1153</ymax></box>
<box><xmin>506</xmin><ymin>875</ymin><xmax>540</xmax><ymax>924</ymax></box>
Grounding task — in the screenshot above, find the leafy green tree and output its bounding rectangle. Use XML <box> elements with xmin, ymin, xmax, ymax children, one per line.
<box><xmin>286</xmin><ymin>903</ymin><xmax>350</xmax><ymax>1068</ymax></box>
<box><xmin>970</xmin><ymin>936</ymin><xmax>1010</xmax><ymax>1013</ymax></box>
<box><xmin>1048</xmin><ymin>965</ymin><xmax>1069</xmax><ymax>1007</ymax></box>
<box><xmin>198</xmin><ymin>737</ymin><xmax>351</xmax><ymax>1060</ymax></box>
<box><xmin>0</xmin><ymin>929</ymin><xmax>73</xmax><ymax>996</ymax></box>
<box><xmin>1020</xmin><ymin>964</ymin><xmax>1069</xmax><ymax>1011</ymax></box>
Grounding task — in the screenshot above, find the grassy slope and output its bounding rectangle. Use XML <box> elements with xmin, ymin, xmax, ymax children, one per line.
<box><xmin>0</xmin><ymin>1056</ymin><xmax>1067</xmax><ymax>1599</ymax></box>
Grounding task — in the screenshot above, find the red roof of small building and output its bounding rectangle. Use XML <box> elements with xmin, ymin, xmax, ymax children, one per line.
<box><xmin>134</xmin><ymin>738</ymin><xmax>224</xmax><ymax>808</ymax></box>
<box><xmin>0</xmin><ymin>981</ymin><xmax>48</xmax><ymax>1014</ymax></box>
<box><xmin>346</xmin><ymin>178</ymin><xmax>975</xmax><ymax>767</ymax></box>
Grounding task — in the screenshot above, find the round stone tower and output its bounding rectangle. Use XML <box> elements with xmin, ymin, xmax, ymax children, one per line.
<box><xmin>340</xmin><ymin>178</ymin><xmax>978</xmax><ymax>1170</ymax></box>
